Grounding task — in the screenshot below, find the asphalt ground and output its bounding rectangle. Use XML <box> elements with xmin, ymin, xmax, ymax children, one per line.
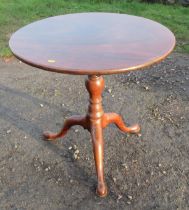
<box><xmin>0</xmin><ymin>53</ymin><xmax>188</xmax><ymax>210</ymax></box>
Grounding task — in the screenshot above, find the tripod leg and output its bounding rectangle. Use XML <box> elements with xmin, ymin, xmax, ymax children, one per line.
<box><xmin>90</xmin><ymin>121</ymin><xmax>107</xmax><ymax>197</ymax></box>
<box><xmin>102</xmin><ymin>113</ymin><xmax>140</xmax><ymax>133</ymax></box>
<box><xmin>43</xmin><ymin>115</ymin><xmax>88</xmax><ymax>140</ymax></box>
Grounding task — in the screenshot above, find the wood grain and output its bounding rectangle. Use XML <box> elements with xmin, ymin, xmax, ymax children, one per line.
<box><xmin>9</xmin><ymin>13</ymin><xmax>175</xmax><ymax>75</ymax></box>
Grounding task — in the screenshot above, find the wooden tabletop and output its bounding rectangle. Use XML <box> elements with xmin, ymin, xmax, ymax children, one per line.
<box><xmin>9</xmin><ymin>13</ymin><xmax>175</xmax><ymax>75</ymax></box>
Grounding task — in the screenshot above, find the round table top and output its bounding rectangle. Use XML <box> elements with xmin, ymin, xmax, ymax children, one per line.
<box><xmin>9</xmin><ymin>13</ymin><xmax>175</xmax><ymax>75</ymax></box>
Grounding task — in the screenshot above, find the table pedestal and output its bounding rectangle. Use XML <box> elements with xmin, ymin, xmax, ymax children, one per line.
<box><xmin>43</xmin><ymin>75</ymin><xmax>140</xmax><ymax>197</ymax></box>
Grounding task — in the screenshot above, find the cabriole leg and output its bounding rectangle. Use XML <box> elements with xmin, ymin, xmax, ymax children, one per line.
<box><xmin>86</xmin><ymin>75</ymin><xmax>107</xmax><ymax>197</ymax></box>
<box><xmin>43</xmin><ymin>115</ymin><xmax>88</xmax><ymax>140</ymax></box>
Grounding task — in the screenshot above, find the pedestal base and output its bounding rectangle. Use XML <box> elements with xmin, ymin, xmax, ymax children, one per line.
<box><xmin>43</xmin><ymin>75</ymin><xmax>140</xmax><ymax>197</ymax></box>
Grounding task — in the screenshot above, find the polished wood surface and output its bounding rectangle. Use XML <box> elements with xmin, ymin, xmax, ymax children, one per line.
<box><xmin>43</xmin><ymin>76</ymin><xmax>140</xmax><ymax>197</ymax></box>
<box><xmin>9</xmin><ymin>13</ymin><xmax>175</xmax><ymax>197</ymax></box>
<box><xmin>9</xmin><ymin>13</ymin><xmax>175</xmax><ymax>75</ymax></box>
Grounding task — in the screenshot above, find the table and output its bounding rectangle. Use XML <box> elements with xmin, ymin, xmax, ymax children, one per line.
<box><xmin>9</xmin><ymin>13</ymin><xmax>175</xmax><ymax>197</ymax></box>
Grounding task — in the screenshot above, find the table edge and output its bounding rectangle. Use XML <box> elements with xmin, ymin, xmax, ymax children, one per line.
<box><xmin>10</xmin><ymin>38</ymin><xmax>176</xmax><ymax>75</ymax></box>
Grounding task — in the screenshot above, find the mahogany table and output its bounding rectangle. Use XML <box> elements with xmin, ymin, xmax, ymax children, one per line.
<box><xmin>9</xmin><ymin>13</ymin><xmax>175</xmax><ymax>197</ymax></box>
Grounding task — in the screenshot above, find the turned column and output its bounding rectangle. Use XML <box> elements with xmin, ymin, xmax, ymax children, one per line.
<box><xmin>85</xmin><ymin>75</ymin><xmax>107</xmax><ymax>197</ymax></box>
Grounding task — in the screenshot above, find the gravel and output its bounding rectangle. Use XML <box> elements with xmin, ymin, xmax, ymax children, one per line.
<box><xmin>0</xmin><ymin>53</ymin><xmax>188</xmax><ymax>210</ymax></box>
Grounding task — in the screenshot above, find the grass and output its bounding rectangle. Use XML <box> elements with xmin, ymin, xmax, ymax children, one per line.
<box><xmin>0</xmin><ymin>0</ymin><xmax>189</xmax><ymax>57</ymax></box>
